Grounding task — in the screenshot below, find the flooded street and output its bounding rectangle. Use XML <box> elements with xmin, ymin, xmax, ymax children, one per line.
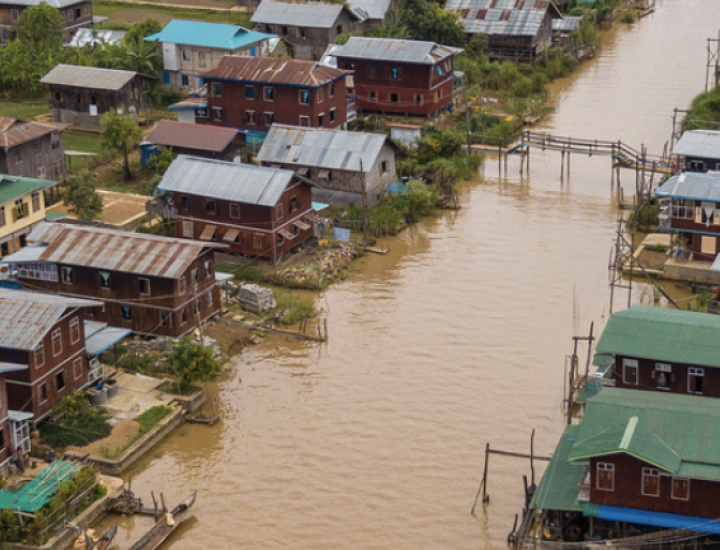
<box><xmin>119</xmin><ymin>3</ymin><xmax>720</xmax><ymax>549</ymax></box>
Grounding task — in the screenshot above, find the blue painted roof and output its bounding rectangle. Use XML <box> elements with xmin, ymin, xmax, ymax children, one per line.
<box><xmin>146</xmin><ymin>20</ymin><xmax>275</xmax><ymax>50</ymax></box>
<box><xmin>585</xmin><ymin>504</ymin><xmax>720</xmax><ymax>535</ymax></box>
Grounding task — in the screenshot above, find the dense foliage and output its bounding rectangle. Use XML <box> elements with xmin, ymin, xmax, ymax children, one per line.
<box><xmin>0</xmin><ymin>10</ymin><xmax>164</xmax><ymax>94</ymax></box>
<box><xmin>162</xmin><ymin>337</ymin><xmax>223</xmax><ymax>394</ymax></box>
<box><xmin>63</xmin><ymin>171</ymin><xmax>104</xmax><ymax>221</ymax></box>
<box><xmin>101</xmin><ymin>111</ymin><xmax>144</xmax><ymax>180</ymax></box>
<box><xmin>39</xmin><ymin>392</ymin><xmax>112</xmax><ymax>448</ymax></box>
<box><xmin>685</xmin><ymin>85</ymin><xmax>720</xmax><ymax>130</ymax></box>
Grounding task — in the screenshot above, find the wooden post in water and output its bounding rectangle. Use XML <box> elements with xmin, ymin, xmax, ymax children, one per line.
<box><xmin>560</xmin><ymin>150</ymin><xmax>565</xmax><ymax>182</ymax></box>
<box><xmin>567</xmin><ymin>147</ymin><xmax>571</xmax><ymax>179</ymax></box>
<box><xmin>482</xmin><ymin>442</ymin><xmax>490</xmax><ymax>503</ymax></box>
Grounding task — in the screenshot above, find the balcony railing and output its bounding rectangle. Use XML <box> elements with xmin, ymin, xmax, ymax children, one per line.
<box><xmin>347</xmin><ymin>98</ymin><xmax>357</xmax><ymax>123</ymax></box>
<box><xmin>146</xmin><ymin>198</ymin><xmax>178</xmax><ymax>219</ymax></box>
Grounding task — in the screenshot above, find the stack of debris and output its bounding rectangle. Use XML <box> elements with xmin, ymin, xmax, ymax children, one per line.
<box><xmin>233</xmin><ymin>283</ymin><xmax>276</xmax><ymax>313</ymax></box>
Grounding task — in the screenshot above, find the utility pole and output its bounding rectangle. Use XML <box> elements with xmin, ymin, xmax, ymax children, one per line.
<box><xmin>192</xmin><ymin>281</ymin><xmax>205</xmax><ymax>348</ymax></box>
<box><xmin>465</xmin><ymin>86</ymin><xmax>471</xmax><ymax>153</ymax></box>
<box><xmin>360</xmin><ymin>158</ymin><xmax>368</xmax><ymax>246</ymax></box>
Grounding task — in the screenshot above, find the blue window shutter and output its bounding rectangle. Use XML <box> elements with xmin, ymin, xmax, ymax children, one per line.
<box><xmin>250</xmin><ymin>46</ymin><xmax>256</xmax><ymax>56</ymax></box>
<box><xmin>163</xmin><ymin>71</ymin><xmax>170</xmax><ymax>84</ymax></box>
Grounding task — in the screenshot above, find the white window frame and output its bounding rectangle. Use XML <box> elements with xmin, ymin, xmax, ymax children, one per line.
<box><xmin>622</xmin><ymin>358</ymin><xmax>639</xmax><ymax>386</ymax></box>
<box><xmin>688</xmin><ymin>367</ymin><xmax>704</xmax><ymax>394</ymax></box>
<box><xmin>38</xmin><ymin>383</ymin><xmax>48</xmax><ymax>405</ymax></box>
<box><xmin>596</xmin><ymin>462</ymin><xmax>614</xmax><ymax>491</ymax></box>
<box><xmin>671</xmin><ymin>477</ymin><xmax>690</xmax><ymax>501</ymax></box>
<box><xmin>229</xmin><ymin>203</ymin><xmax>241</xmax><ymax>219</ymax></box>
<box><xmin>56</xmin><ymin>369</ymin><xmax>66</xmax><ymax>392</ymax></box>
<box><xmin>51</xmin><ymin>328</ymin><xmax>62</xmax><ymax>357</ymax></box>
<box><xmin>655</xmin><ymin>363</ymin><xmax>671</xmax><ymax>390</ymax></box>
<box><xmin>69</xmin><ymin>317</ymin><xmax>80</xmax><ymax>345</ymax></box>
<box><xmin>641</xmin><ymin>468</ymin><xmax>660</xmax><ymax>497</ymax></box>
<box><xmin>35</xmin><ymin>343</ymin><xmax>45</xmax><ymax>369</ymax></box>
<box><xmin>73</xmin><ymin>357</ymin><xmax>83</xmax><ymax>380</ymax></box>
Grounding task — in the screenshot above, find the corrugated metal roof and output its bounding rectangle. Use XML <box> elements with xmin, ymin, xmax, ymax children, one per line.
<box><xmin>530</xmin><ymin>425</ymin><xmax>585</xmax><ymax>512</ymax></box>
<box><xmin>199</xmin><ymin>56</ymin><xmax>348</xmax><ymax>88</ymax></box>
<box><xmin>257</xmin><ymin>124</ymin><xmax>397</xmax><ymax>173</ymax></box>
<box><xmin>0</xmin><ymin>288</ymin><xmax>99</xmax><ymax>351</ymax></box>
<box><xmin>552</xmin><ymin>15</ymin><xmax>581</xmax><ymax>32</ymax></box>
<box><xmin>168</xmin><ymin>97</ymin><xmax>208</xmax><ymax>111</ymax></box>
<box><xmin>0</xmin><ymin>362</ymin><xmax>28</xmax><ymax>374</ymax></box>
<box><xmin>445</xmin><ymin>0</ymin><xmax>555</xmax><ymax>36</ymax></box>
<box><xmin>0</xmin><ymin>175</ymin><xmax>56</xmax><ymax>205</ymax></box>
<box><xmin>252</xmin><ymin>0</ymin><xmax>347</xmax><ymax>28</ymax></box>
<box><xmin>573</xmin><ymin>388</ymin><xmax>720</xmax><ymax>481</ymax></box>
<box><xmin>28</xmin><ymin>222</ymin><xmax>220</xmax><ymax>279</ymax></box>
<box><xmin>159</xmin><ymin>155</ymin><xmax>294</xmax><ymax>207</ymax></box>
<box><xmin>0</xmin><ymin>117</ymin><xmax>69</xmax><ymax>149</ymax></box>
<box><xmin>40</xmin><ymin>65</ymin><xmax>138</xmax><ymax>91</ymax></box>
<box><xmin>347</xmin><ymin>0</ymin><xmax>391</xmax><ymax>20</ymax></box>
<box><xmin>145</xmin><ymin>20</ymin><xmax>275</xmax><ymax>50</ymax></box>
<box><xmin>84</xmin><ymin>321</ymin><xmax>131</xmax><ymax>356</ymax></box>
<box><xmin>655</xmin><ymin>171</ymin><xmax>720</xmax><ymax>202</ymax></box>
<box><xmin>67</xmin><ymin>28</ymin><xmax>126</xmax><ymax>48</ymax></box>
<box><xmin>146</xmin><ymin>121</ymin><xmax>241</xmax><ymax>152</ymax></box>
<box><xmin>569</xmin><ymin>416</ymin><xmax>681</xmax><ymax>473</ymax></box>
<box><xmin>673</xmin><ymin>130</ymin><xmax>720</xmax><ymax>160</ymax></box>
<box><xmin>595</xmin><ymin>305</ymin><xmax>720</xmax><ymax>369</ymax></box>
<box><xmin>334</xmin><ymin>37</ymin><xmax>463</xmax><ymax>64</ymax></box>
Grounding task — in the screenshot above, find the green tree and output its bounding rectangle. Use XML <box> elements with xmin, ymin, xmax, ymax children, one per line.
<box><xmin>399</xmin><ymin>0</ymin><xmax>465</xmax><ymax>46</ymax></box>
<box><xmin>116</xmin><ymin>35</ymin><xmax>163</xmax><ymax>76</ymax></box>
<box><xmin>393</xmin><ymin>179</ymin><xmax>439</xmax><ymax>223</ymax></box>
<box><xmin>101</xmin><ymin>111</ymin><xmax>143</xmax><ymax>180</ymax></box>
<box><xmin>63</xmin><ymin>171</ymin><xmax>104</xmax><ymax>220</ymax></box>
<box><xmin>124</xmin><ymin>18</ymin><xmax>164</xmax><ymax>44</ymax></box>
<box><xmin>14</xmin><ymin>3</ymin><xmax>65</xmax><ymax>48</ymax></box>
<box><xmin>162</xmin><ymin>337</ymin><xmax>223</xmax><ymax>394</ymax></box>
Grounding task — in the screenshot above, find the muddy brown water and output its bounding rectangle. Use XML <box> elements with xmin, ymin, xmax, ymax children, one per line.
<box><xmin>101</xmin><ymin>3</ymin><xmax>719</xmax><ymax>549</ymax></box>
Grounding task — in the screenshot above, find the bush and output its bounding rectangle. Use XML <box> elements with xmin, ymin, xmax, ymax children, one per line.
<box><xmin>620</xmin><ymin>9</ymin><xmax>636</xmax><ymax>23</ymax></box>
<box><xmin>274</xmin><ymin>291</ymin><xmax>316</xmax><ymax>325</ymax></box>
<box><xmin>39</xmin><ymin>392</ymin><xmax>112</xmax><ymax>448</ymax></box>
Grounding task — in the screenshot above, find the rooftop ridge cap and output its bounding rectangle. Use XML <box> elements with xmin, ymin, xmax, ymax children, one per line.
<box><xmin>619</xmin><ymin>416</ymin><xmax>638</xmax><ymax>450</ymax></box>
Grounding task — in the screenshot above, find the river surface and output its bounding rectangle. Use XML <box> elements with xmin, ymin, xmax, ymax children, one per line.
<box><xmin>110</xmin><ymin>4</ymin><xmax>720</xmax><ymax>549</ymax></box>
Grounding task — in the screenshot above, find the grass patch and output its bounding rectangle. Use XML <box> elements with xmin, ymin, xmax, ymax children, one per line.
<box><xmin>644</xmin><ymin>244</ymin><xmax>667</xmax><ymax>254</ymax></box>
<box><xmin>0</xmin><ymin>97</ymin><xmax>49</xmax><ymax>120</ymax></box>
<box><xmin>63</xmin><ymin>130</ymin><xmax>107</xmax><ymax>155</ymax></box>
<box><xmin>102</xmin><ymin>405</ymin><xmax>173</xmax><ymax>459</ymax></box>
<box><xmin>274</xmin><ymin>290</ymin><xmax>316</xmax><ymax>325</ymax></box>
<box><xmin>217</xmin><ymin>264</ymin><xmax>270</xmax><ymax>284</ymax></box>
<box><xmin>93</xmin><ymin>0</ymin><xmax>252</xmax><ymax>26</ymax></box>
<box><xmin>620</xmin><ymin>9</ymin><xmax>637</xmax><ymax>23</ymax></box>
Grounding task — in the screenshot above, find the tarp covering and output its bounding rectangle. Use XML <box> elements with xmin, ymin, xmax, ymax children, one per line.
<box><xmin>584</xmin><ymin>504</ymin><xmax>720</xmax><ymax>535</ymax></box>
<box><xmin>0</xmin><ymin>461</ymin><xmax>82</xmax><ymax>513</ymax></box>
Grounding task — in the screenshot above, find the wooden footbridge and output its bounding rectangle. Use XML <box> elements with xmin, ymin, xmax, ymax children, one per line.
<box><xmin>466</xmin><ymin>130</ymin><xmax>673</xmax><ymax>182</ymax></box>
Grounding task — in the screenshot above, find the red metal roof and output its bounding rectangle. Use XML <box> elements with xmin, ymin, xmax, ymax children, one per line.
<box><xmin>146</xmin><ymin>120</ymin><xmax>242</xmax><ymax>152</ymax></box>
<box><xmin>0</xmin><ymin>116</ymin><xmax>69</xmax><ymax>149</ymax></box>
<box><xmin>199</xmin><ymin>56</ymin><xmax>349</xmax><ymax>88</ymax></box>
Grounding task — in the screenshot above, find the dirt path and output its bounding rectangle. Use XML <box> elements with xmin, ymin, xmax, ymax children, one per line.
<box><xmin>101</xmin><ymin>0</ymin><xmax>250</xmax><ymax>12</ymax></box>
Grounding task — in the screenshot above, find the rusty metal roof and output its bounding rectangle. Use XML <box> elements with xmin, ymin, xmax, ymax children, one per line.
<box><xmin>445</xmin><ymin>0</ymin><xmax>560</xmax><ymax>36</ymax></box>
<box><xmin>334</xmin><ymin>37</ymin><xmax>463</xmax><ymax>64</ymax></box>
<box><xmin>146</xmin><ymin>121</ymin><xmax>242</xmax><ymax>153</ymax></box>
<box><xmin>0</xmin><ymin>116</ymin><xmax>69</xmax><ymax>150</ymax></box>
<box><xmin>257</xmin><ymin>124</ymin><xmax>403</xmax><ymax>173</ymax></box>
<box><xmin>159</xmin><ymin>155</ymin><xmax>294</xmax><ymax>207</ymax></box>
<box><xmin>40</xmin><ymin>65</ymin><xmax>138</xmax><ymax>91</ymax></box>
<box><xmin>28</xmin><ymin>222</ymin><xmax>224</xmax><ymax>279</ymax></box>
<box><xmin>0</xmin><ymin>288</ymin><xmax>100</xmax><ymax>351</ymax></box>
<box><xmin>199</xmin><ymin>56</ymin><xmax>348</xmax><ymax>88</ymax></box>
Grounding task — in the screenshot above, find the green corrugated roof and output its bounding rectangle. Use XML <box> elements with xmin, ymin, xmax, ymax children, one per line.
<box><xmin>0</xmin><ymin>461</ymin><xmax>80</xmax><ymax>513</ymax></box>
<box><xmin>45</xmin><ymin>212</ymin><xmax>68</xmax><ymax>220</ymax></box>
<box><xmin>0</xmin><ymin>175</ymin><xmax>55</xmax><ymax>205</ymax></box>
<box><xmin>569</xmin><ymin>416</ymin><xmax>681</xmax><ymax>472</ymax></box>
<box><xmin>574</xmin><ymin>389</ymin><xmax>720</xmax><ymax>481</ymax></box>
<box><xmin>596</xmin><ymin>305</ymin><xmax>720</xmax><ymax>368</ymax></box>
<box><xmin>530</xmin><ymin>425</ymin><xmax>586</xmax><ymax>512</ymax></box>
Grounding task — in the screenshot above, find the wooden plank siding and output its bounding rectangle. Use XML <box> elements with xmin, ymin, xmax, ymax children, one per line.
<box><xmin>610</xmin><ymin>354</ymin><xmax>720</xmax><ymax>398</ymax></box>
<box><xmin>0</xmin><ymin>376</ymin><xmax>10</xmax><ymax>464</ymax></box>
<box><xmin>47</xmin><ymin>77</ymin><xmax>150</xmax><ymax>132</ymax></box>
<box><xmin>200</xmin><ymin>78</ymin><xmax>347</xmax><ymax>132</ymax></box>
<box><xmin>16</xmin><ymin>250</ymin><xmax>221</xmax><ymax>338</ymax></box>
<box><xmin>170</xmin><ymin>178</ymin><xmax>315</xmax><ymax>258</ymax></box>
<box><xmin>337</xmin><ymin>57</ymin><xmax>455</xmax><ymax>117</ymax></box>
<box><xmin>2</xmin><ymin>308</ymin><xmax>90</xmax><ymax>420</ymax></box>
<box><xmin>589</xmin><ymin>454</ymin><xmax>720</xmax><ymax>518</ymax></box>
<box><xmin>0</xmin><ymin>131</ymin><xmax>66</xmax><ymax>181</ymax></box>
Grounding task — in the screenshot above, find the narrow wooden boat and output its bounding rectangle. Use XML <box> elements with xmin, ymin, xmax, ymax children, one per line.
<box><xmin>91</xmin><ymin>524</ymin><xmax>118</xmax><ymax>550</ymax></box>
<box><xmin>128</xmin><ymin>492</ymin><xmax>197</xmax><ymax>550</ymax></box>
